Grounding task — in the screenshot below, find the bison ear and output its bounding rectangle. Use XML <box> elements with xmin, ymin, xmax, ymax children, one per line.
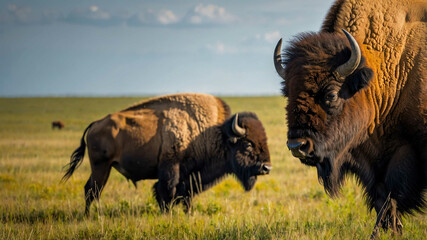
<box><xmin>343</xmin><ymin>66</ymin><xmax>373</xmax><ymax>97</ymax></box>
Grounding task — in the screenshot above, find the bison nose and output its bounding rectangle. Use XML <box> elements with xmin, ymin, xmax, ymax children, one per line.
<box><xmin>287</xmin><ymin>138</ymin><xmax>314</xmax><ymax>159</ymax></box>
<box><xmin>261</xmin><ymin>164</ymin><xmax>272</xmax><ymax>174</ymax></box>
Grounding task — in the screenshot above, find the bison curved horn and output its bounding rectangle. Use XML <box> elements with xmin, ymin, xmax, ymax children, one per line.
<box><xmin>232</xmin><ymin>114</ymin><xmax>246</xmax><ymax>137</ymax></box>
<box><xmin>274</xmin><ymin>38</ymin><xmax>286</xmax><ymax>79</ymax></box>
<box><xmin>334</xmin><ymin>29</ymin><xmax>361</xmax><ymax>78</ymax></box>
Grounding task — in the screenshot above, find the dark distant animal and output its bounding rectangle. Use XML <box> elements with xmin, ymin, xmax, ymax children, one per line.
<box><xmin>52</xmin><ymin>121</ymin><xmax>64</xmax><ymax>129</ymax></box>
<box><xmin>62</xmin><ymin>93</ymin><xmax>271</xmax><ymax>215</ymax></box>
<box><xmin>274</xmin><ymin>0</ymin><xmax>425</xmax><ymax>237</ymax></box>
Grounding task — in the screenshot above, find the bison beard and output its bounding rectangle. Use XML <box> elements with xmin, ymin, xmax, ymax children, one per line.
<box><xmin>230</xmin><ymin>153</ymin><xmax>259</xmax><ymax>191</ymax></box>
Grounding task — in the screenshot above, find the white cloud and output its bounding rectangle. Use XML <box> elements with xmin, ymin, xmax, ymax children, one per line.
<box><xmin>128</xmin><ymin>9</ymin><xmax>178</xmax><ymax>26</ymax></box>
<box><xmin>1</xmin><ymin>4</ymin><xmax>235</xmax><ymax>28</ymax></box>
<box><xmin>128</xmin><ymin>4</ymin><xmax>235</xmax><ymax>27</ymax></box>
<box><xmin>183</xmin><ymin>4</ymin><xmax>237</xmax><ymax>25</ymax></box>
<box><xmin>264</xmin><ymin>31</ymin><xmax>281</xmax><ymax>43</ymax></box>
<box><xmin>0</xmin><ymin>4</ymin><xmax>62</xmax><ymax>25</ymax></box>
<box><xmin>89</xmin><ymin>6</ymin><xmax>99</xmax><ymax>12</ymax></box>
<box><xmin>157</xmin><ymin>10</ymin><xmax>179</xmax><ymax>25</ymax></box>
<box><xmin>7</xmin><ymin>5</ymin><xmax>33</xmax><ymax>22</ymax></box>
<box><xmin>276</xmin><ymin>17</ymin><xmax>291</xmax><ymax>25</ymax></box>
<box><xmin>65</xmin><ymin>5</ymin><xmax>122</xmax><ymax>26</ymax></box>
<box><xmin>71</xmin><ymin>5</ymin><xmax>110</xmax><ymax>20</ymax></box>
<box><xmin>206</xmin><ymin>42</ymin><xmax>237</xmax><ymax>54</ymax></box>
<box><xmin>241</xmin><ymin>31</ymin><xmax>282</xmax><ymax>46</ymax></box>
<box><xmin>0</xmin><ymin>5</ymin><xmax>36</xmax><ymax>24</ymax></box>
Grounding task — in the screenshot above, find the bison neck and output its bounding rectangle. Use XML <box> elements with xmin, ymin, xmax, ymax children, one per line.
<box><xmin>318</xmin><ymin>87</ymin><xmax>425</xmax><ymax>199</ymax></box>
<box><xmin>180</xmin><ymin>127</ymin><xmax>231</xmax><ymax>191</ymax></box>
<box><xmin>322</xmin><ymin>0</ymin><xmax>425</xmax><ymax>135</ymax></box>
<box><xmin>317</xmin><ymin>92</ymin><xmax>374</xmax><ymax>196</ymax></box>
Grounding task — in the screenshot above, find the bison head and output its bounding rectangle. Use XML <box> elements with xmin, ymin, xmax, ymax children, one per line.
<box><xmin>223</xmin><ymin>112</ymin><xmax>271</xmax><ymax>191</ymax></box>
<box><xmin>274</xmin><ymin>30</ymin><xmax>374</xmax><ymax>194</ymax></box>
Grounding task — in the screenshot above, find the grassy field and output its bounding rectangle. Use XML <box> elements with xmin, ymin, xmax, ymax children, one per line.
<box><xmin>0</xmin><ymin>96</ymin><xmax>425</xmax><ymax>239</ymax></box>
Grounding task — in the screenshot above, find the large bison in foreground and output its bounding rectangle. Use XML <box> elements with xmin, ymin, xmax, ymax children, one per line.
<box><xmin>274</xmin><ymin>0</ymin><xmax>425</xmax><ymax>237</ymax></box>
<box><xmin>62</xmin><ymin>93</ymin><xmax>271</xmax><ymax>215</ymax></box>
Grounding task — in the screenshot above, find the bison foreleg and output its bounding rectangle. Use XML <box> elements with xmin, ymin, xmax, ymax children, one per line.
<box><xmin>371</xmin><ymin>192</ymin><xmax>391</xmax><ymax>239</ymax></box>
<box><xmin>182</xmin><ymin>196</ymin><xmax>193</xmax><ymax>214</ymax></box>
<box><xmin>154</xmin><ymin>163</ymin><xmax>180</xmax><ymax>213</ymax></box>
<box><xmin>175</xmin><ymin>172</ymin><xmax>205</xmax><ymax>214</ymax></box>
<box><xmin>153</xmin><ymin>181</ymin><xmax>176</xmax><ymax>213</ymax></box>
<box><xmin>174</xmin><ymin>181</ymin><xmax>194</xmax><ymax>214</ymax></box>
<box><xmin>370</xmin><ymin>191</ymin><xmax>403</xmax><ymax>239</ymax></box>
<box><xmin>389</xmin><ymin>198</ymin><xmax>403</xmax><ymax>236</ymax></box>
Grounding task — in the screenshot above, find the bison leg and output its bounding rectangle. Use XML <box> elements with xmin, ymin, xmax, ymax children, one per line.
<box><xmin>84</xmin><ymin>164</ymin><xmax>112</xmax><ymax>216</ymax></box>
<box><xmin>371</xmin><ymin>145</ymin><xmax>418</xmax><ymax>237</ymax></box>
<box><xmin>173</xmin><ymin>194</ymin><xmax>193</xmax><ymax>214</ymax></box>
<box><xmin>84</xmin><ymin>176</ymin><xmax>95</xmax><ymax>216</ymax></box>
<box><xmin>371</xmin><ymin>194</ymin><xmax>403</xmax><ymax>239</ymax></box>
<box><xmin>182</xmin><ymin>195</ymin><xmax>193</xmax><ymax>214</ymax></box>
<box><xmin>389</xmin><ymin>198</ymin><xmax>403</xmax><ymax>236</ymax></box>
<box><xmin>174</xmin><ymin>181</ymin><xmax>194</xmax><ymax>214</ymax></box>
<box><xmin>153</xmin><ymin>163</ymin><xmax>180</xmax><ymax>213</ymax></box>
<box><xmin>371</xmin><ymin>191</ymin><xmax>391</xmax><ymax>239</ymax></box>
<box><xmin>175</xmin><ymin>172</ymin><xmax>204</xmax><ymax>214</ymax></box>
<box><xmin>382</xmin><ymin>145</ymin><xmax>419</xmax><ymax>235</ymax></box>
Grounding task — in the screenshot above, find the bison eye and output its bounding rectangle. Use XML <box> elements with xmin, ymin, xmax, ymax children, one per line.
<box><xmin>322</xmin><ymin>90</ymin><xmax>343</xmax><ymax>115</ymax></box>
<box><xmin>324</xmin><ymin>92</ymin><xmax>338</xmax><ymax>106</ymax></box>
<box><xmin>326</xmin><ymin>92</ymin><xmax>338</xmax><ymax>102</ymax></box>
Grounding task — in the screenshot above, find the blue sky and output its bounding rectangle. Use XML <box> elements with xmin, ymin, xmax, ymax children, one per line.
<box><xmin>0</xmin><ymin>0</ymin><xmax>335</xmax><ymax>97</ymax></box>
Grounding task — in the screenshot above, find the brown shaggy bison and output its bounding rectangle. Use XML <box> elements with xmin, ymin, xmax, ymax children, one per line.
<box><xmin>274</xmin><ymin>0</ymin><xmax>425</xmax><ymax>237</ymax></box>
<box><xmin>52</xmin><ymin>120</ymin><xmax>64</xmax><ymax>129</ymax></box>
<box><xmin>62</xmin><ymin>93</ymin><xmax>271</xmax><ymax>215</ymax></box>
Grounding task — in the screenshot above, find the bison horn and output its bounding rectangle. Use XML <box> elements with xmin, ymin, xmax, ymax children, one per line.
<box><xmin>334</xmin><ymin>29</ymin><xmax>361</xmax><ymax>78</ymax></box>
<box><xmin>274</xmin><ymin>38</ymin><xmax>286</xmax><ymax>79</ymax></box>
<box><xmin>232</xmin><ymin>114</ymin><xmax>246</xmax><ymax>137</ymax></box>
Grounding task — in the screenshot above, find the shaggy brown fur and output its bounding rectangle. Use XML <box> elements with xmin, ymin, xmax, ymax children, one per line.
<box><xmin>277</xmin><ymin>0</ymin><xmax>426</xmax><ymax>236</ymax></box>
<box><xmin>62</xmin><ymin>93</ymin><xmax>271</xmax><ymax>215</ymax></box>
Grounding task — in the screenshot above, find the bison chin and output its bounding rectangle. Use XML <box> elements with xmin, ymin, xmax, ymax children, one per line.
<box><xmin>240</xmin><ymin>175</ymin><xmax>257</xmax><ymax>191</ymax></box>
<box><xmin>230</xmin><ymin>162</ymin><xmax>258</xmax><ymax>191</ymax></box>
<box><xmin>315</xmin><ymin>156</ymin><xmax>343</xmax><ymax>196</ymax></box>
<box><xmin>299</xmin><ymin>156</ymin><xmax>320</xmax><ymax>166</ymax></box>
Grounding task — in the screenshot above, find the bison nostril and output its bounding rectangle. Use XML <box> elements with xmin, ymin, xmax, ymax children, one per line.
<box><xmin>287</xmin><ymin>138</ymin><xmax>314</xmax><ymax>158</ymax></box>
<box><xmin>287</xmin><ymin>140</ymin><xmax>304</xmax><ymax>150</ymax></box>
<box><xmin>263</xmin><ymin>164</ymin><xmax>272</xmax><ymax>172</ymax></box>
<box><xmin>259</xmin><ymin>164</ymin><xmax>272</xmax><ymax>175</ymax></box>
<box><xmin>300</xmin><ymin>142</ymin><xmax>310</xmax><ymax>153</ymax></box>
<box><xmin>299</xmin><ymin>139</ymin><xmax>314</xmax><ymax>156</ymax></box>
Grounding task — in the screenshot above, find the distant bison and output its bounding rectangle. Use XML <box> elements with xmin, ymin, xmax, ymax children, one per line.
<box><xmin>52</xmin><ymin>121</ymin><xmax>64</xmax><ymax>129</ymax></box>
<box><xmin>274</xmin><ymin>0</ymin><xmax>426</xmax><ymax>236</ymax></box>
<box><xmin>62</xmin><ymin>93</ymin><xmax>271</xmax><ymax>215</ymax></box>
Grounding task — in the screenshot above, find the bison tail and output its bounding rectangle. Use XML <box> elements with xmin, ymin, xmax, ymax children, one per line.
<box><xmin>61</xmin><ymin>122</ymin><xmax>94</xmax><ymax>182</ymax></box>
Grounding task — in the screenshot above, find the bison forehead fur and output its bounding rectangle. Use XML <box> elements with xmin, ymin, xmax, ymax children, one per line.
<box><xmin>276</xmin><ymin>0</ymin><xmax>426</xmax><ymax>235</ymax></box>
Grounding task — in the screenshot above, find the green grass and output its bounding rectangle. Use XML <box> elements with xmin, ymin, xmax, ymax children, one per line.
<box><xmin>0</xmin><ymin>96</ymin><xmax>425</xmax><ymax>239</ymax></box>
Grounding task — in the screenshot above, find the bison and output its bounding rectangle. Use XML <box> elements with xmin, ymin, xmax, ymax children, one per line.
<box><xmin>52</xmin><ymin>120</ymin><xmax>64</xmax><ymax>129</ymax></box>
<box><xmin>274</xmin><ymin>0</ymin><xmax>425</xmax><ymax>237</ymax></box>
<box><xmin>62</xmin><ymin>93</ymin><xmax>271</xmax><ymax>215</ymax></box>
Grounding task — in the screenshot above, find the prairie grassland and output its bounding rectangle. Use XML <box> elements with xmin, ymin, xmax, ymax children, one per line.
<box><xmin>0</xmin><ymin>97</ymin><xmax>425</xmax><ymax>239</ymax></box>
